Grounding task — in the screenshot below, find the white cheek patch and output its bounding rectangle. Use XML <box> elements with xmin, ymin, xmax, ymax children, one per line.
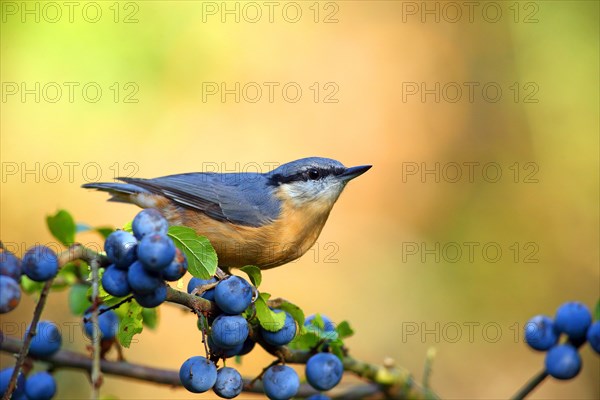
<box><xmin>281</xmin><ymin>180</ymin><xmax>343</xmax><ymax>208</ymax></box>
<box><xmin>280</xmin><ymin>183</ymin><xmax>312</xmax><ymax>206</ymax></box>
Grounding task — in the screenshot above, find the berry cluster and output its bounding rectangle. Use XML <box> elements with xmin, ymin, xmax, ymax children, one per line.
<box><xmin>0</xmin><ymin>369</ymin><xmax>57</xmax><ymax>400</ymax></box>
<box><xmin>1</xmin><ymin>245</ymin><xmax>60</xmax><ymax>314</ymax></box>
<box><xmin>0</xmin><ymin>249</ymin><xmax>22</xmax><ymax>314</ymax></box>
<box><xmin>525</xmin><ymin>301</ymin><xmax>600</xmax><ymax>379</ymax></box>
<box><xmin>1</xmin><ymin>245</ymin><xmax>63</xmax><ymax>399</ymax></box>
<box><xmin>181</xmin><ymin>277</ymin><xmax>345</xmax><ymax>398</ymax></box>
<box><xmin>0</xmin><ymin>320</ymin><xmax>62</xmax><ymax>400</ymax></box>
<box><xmin>256</xmin><ymin>314</ymin><xmax>344</xmax><ymax>400</ymax></box>
<box><xmin>181</xmin><ymin>273</ymin><xmax>288</xmax><ymax>398</ymax></box>
<box><xmin>102</xmin><ymin>209</ymin><xmax>188</xmax><ymax>307</ymax></box>
<box><xmin>1</xmin><ymin>208</ymin><xmax>351</xmax><ymax>400</ymax></box>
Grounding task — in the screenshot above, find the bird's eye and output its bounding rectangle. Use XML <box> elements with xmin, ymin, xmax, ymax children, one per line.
<box><xmin>307</xmin><ymin>169</ymin><xmax>320</xmax><ymax>180</ymax></box>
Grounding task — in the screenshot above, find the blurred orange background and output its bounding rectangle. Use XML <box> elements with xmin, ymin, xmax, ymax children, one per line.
<box><xmin>1</xmin><ymin>1</ymin><xmax>598</xmax><ymax>399</ymax></box>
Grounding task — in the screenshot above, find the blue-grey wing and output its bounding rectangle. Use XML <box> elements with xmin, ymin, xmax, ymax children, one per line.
<box><xmin>118</xmin><ymin>173</ymin><xmax>280</xmax><ymax>227</ymax></box>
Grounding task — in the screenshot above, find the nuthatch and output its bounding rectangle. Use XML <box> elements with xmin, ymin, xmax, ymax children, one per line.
<box><xmin>83</xmin><ymin>157</ymin><xmax>371</xmax><ymax>270</ymax></box>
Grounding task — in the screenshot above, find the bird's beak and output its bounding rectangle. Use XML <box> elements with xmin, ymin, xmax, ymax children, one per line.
<box><xmin>339</xmin><ymin>165</ymin><xmax>372</xmax><ymax>182</ymax></box>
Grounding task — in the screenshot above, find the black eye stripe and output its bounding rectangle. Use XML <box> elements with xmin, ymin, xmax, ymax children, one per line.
<box><xmin>269</xmin><ymin>166</ymin><xmax>343</xmax><ymax>185</ymax></box>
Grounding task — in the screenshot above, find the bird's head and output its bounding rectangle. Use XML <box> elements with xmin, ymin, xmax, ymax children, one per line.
<box><xmin>268</xmin><ymin>157</ymin><xmax>371</xmax><ymax>209</ymax></box>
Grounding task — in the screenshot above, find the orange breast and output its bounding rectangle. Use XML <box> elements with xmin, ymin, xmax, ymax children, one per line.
<box><xmin>169</xmin><ymin>199</ymin><xmax>332</xmax><ymax>270</ymax></box>
<box><xmin>134</xmin><ymin>191</ymin><xmax>334</xmax><ymax>270</ymax></box>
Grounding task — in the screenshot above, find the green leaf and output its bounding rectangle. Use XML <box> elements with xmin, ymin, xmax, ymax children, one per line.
<box><xmin>104</xmin><ymin>295</ymin><xmax>130</xmax><ymax>308</ymax></box>
<box><xmin>168</xmin><ymin>226</ymin><xmax>217</xmax><ymax>279</ymax></box>
<box><xmin>141</xmin><ymin>307</ymin><xmax>159</xmax><ymax>330</ymax></box>
<box><xmin>289</xmin><ymin>316</ymin><xmax>348</xmax><ymax>353</ymax></box>
<box><xmin>239</xmin><ymin>266</ymin><xmax>261</xmax><ymax>287</ymax></box>
<box><xmin>69</xmin><ymin>284</ymin><xmax>92</xmax><ymax>315</ymax></box>
<box><xmin>305</xmin><ymin>324</ymin><xmax>338</xmax><ymax>341</ymax></box>
<box><xmin>329</xmin><ymin>339</ymin><xmax>345</xmax><ymax>360</ymax></box>
<box><xmin>54</xmin><ymin>262</ymin><xmax>81</xmax><ymax>288</ymax></box>
<box><xmin>288</xmin><ymin>328</ymin><xmax>321</xmax><ymax>350</ymax></box>
<box><xmin>118</xmin><ymin>302</ymin><xmax>144</xmax><ymax>347</ymax></box>
<box><xmin>122</xmin><ymin>221</ymin><xmax>133</xmax><ymax>233</ymax></box>
<box><xmin>98</xmin><ymin>289</ymin><xmax>129</xmax><ymax>309</ymax></box>
<box><xmin>20</xmin><ymin>276</ymin><xmax>44</xmax><ymax>294</ymax></box>
<box><xmin>255</xmin><ymin>293</ymin><xmax>286</xmax><ymax>332</ymax></box>
<box><xmin>594</xmin><ymin>299</ymin><xmax>600</xmax><ymax>321</ymax></box>
<box><xmin>46</xmin><ymin>210</ymin><xmax>76</xmax><ymax>246</ymax></box>
<box><xmin>336</xmin><ymin>320</ymin><xmax>354</xmax><ymax>339</ymax></box>
<box><xmin>274</xmin><ymin>300</ymin><xmax>304</xmax><ymax>328</ymax></box>
<box><xmin>312</xmin><ymin>314</ymin><xmax>326</xmax><ymax>330</ymax></box>
<box><xmin>95</xmin><ymin>227</ymin><xmax>114</xmax><ymax>239</ymax></box>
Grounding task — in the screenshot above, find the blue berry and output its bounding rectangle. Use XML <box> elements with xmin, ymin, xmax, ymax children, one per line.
<box><xmin>545</xmin><ymin>344</ymin><xmax>581</xmax><ymax>379</ymax></box>
<box><xmin>524</xmin><ymin>315</ymin><xmax>559</xmax><ymax>351</ymax></box>
<box><xmin>187</xmin><ymin>277</ymin><xmax>217</xmax><ymax>301</ymax></box>
<box><xmin>179</xmin><ymin>356</ymin><xmax>217</xmax><ymax>393</ymax></box>
<box><xmin>84</xmin><ymin>308</ymin><xmax>119</xmax><ymax>340</ymax></box>
<box><xmin>554</xmin><ymin>302</ymin><xmax>592</xmax><ymax>340</ymax></box>
<box><xmin>307</xmin><ymin>395</ymin><xmax>330</xmax><ymax>400</ymax></box>
<box><xmin>0</xmin><ymin>367</ymin><xmax>26</xmax><ymax>398</ymax></box>
<box><xmin>24</xmin><ymin>371</ymin><xmax>56</xmax><ymax>400</ymax></box>
<box><xmin>208</xmin><ymin>335</ymin><xmax>244</xmax><ymax>359</ymax></box>
<box><xmin>237</xmin><ymin>337</ymin><xmax>256</xmax><ymax>356</ymax></box>
<box><xmin>305</xmin><ymin>314</ymin><xmax>335</xmax><ymax>332</ymax></box>
<box><xmin>0</xmin><ymin>275</ymin><xmax>21</xmax><ymax>313</ymax></box>
<box><xmin>305</xmin><ymin>353</ymin><xmax>343</xmax><ymax>391</ymax></box>
<box><xmin>101</xmin><ymin>265</ymin><xmax>131</xmax><ymax>297</ymax></box>
<box><xmin>22</xmin><ymin>246</ymin><xmax>58</xmax><ymax>282</ymax></box>
<box><xmin>214</xmin><ymin>276</ymin><xmax>253</xmax><ymax>314</ymax></box>
<box><xmin>137</xmin><ymin>234</ymin><xmax>176</xmax><ymax>272</ymax></box>
<box><xmin>133</xmin><ymin>284</ymin><xmax>167</xmax><ymax>308</ymax></box>
<box><xmin>27</xmin><ymin>321</ymin><xmax>62</xmax><ymax>357</ymax></box>
<box><xmin>262</xmin><ymin>365</ymin><xmax>299</xmax><ymax>400</ymax></box>
<box><xmin>132</xmin><ymin>208</ymin><xmax>169</xmax><ymax>239</ymax></box>
<box><xmin>261</xmin><ymin>310</ymin><xmax>297</xmax><ymax>346</ymax></box>
<box><xmin>587</xmin><ymin>321</ymin><xmax>600</xmax><ymax>354</ymax></box>
<box><xmin>104</xmin><ymin>230</ymin><xmax>137</xmax><ymax>269</ymax></box>
<box><xmin>0</xmin><ymin>250</ymin><xmax>21</xmax><ymax>281</ymax></box>
<box><xmin>211</xmin><ymin>315</ymin><xmax>249</xmax><ymax>349</ymax></box>
<box><xmin>127</xmin><ymin>261</ymin><xmax>163</xmax><ymax>294</ymax></box>
<box><xmin>213</xmin><ymin>367</ymin><xmax>243</xmax><ymax>399</ymax></box>
<box><xmin>162</xmin><ymin>248</ymin><xmax>187</xmax><ymax>281</ymax></box>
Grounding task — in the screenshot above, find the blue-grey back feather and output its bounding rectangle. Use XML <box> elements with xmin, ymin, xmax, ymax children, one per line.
<box><xmin>86</xmin><ymin>173</ymin><xmax>281</xmax><ymax>227</ymax></box>
<box><xmin>83</xmin><ymin>157</ymin><xmax>346</xmax><ymax>228</ymax></box>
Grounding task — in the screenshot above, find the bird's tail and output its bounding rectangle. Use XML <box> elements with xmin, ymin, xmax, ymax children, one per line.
<box><xmin>81</xmin><ymin>182</ymin><xmax>149</xmax><ymax>203</ymax></box>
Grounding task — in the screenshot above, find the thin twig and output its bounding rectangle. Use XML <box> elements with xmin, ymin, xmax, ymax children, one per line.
<box><xmin>1</xmin><ymin>244</ymin><xmax>439</xmax><ymax>399</ymax></box>
<box><xmin>511</xmin><ymin>369</ymin><xmax>548</xmax><ymax>400</ymax></box>
<box><xmin>2</xmin><ymin>243</ymin><xmax>107</xmax><ymax>400</ymax></box>
<box><xmin>333</xmin><ymin>383</ymin><xmax>382</xmax><ymax>399</ymax></box>
<box><xmin>1</xmin><ymin>331</ymin><xmax>438</xmax><ymax>399</ymax></box>
<box><xmin>1</xmin><ymin>280</ymin><xmax>53</xmax><ymax>400</ymax></box>
<box><xmin>0</xmin><ymin>336</ymin><xmax>321</xmax><ymax>396</ymax></box>
<box><xmin>190</xmin><ymin>281</ymin><xmax>218</xmax><ymax>297</ymax></box>
<box><xmin>248</xmin><ymin>358</ymin><xmax>281</xmax><ymax>388</ymax></box>
<box><xmin>90</xmin><ymin>257</ymin><xmax>102</xmax><ymax>399</ymax></box>
<box><xmin>83</xmin><ymin>296</ymin><xmax>134</xmax><ymax>323</ymax></box>
<box><xmin>215</xmin><ymin>267</ymin><xmax>228</xmax><ymax>280</ymax></box>
<box><xmin>165</xmin><ymin>286</ymin><xmax>218</xmax><ymax>315</ymax></box>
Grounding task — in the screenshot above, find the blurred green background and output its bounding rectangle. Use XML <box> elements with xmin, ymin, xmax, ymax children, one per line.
<box><xmin>1</xmin><ymin>1</ymin><xmax>598</xmax><ymax>399</ymax></box>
